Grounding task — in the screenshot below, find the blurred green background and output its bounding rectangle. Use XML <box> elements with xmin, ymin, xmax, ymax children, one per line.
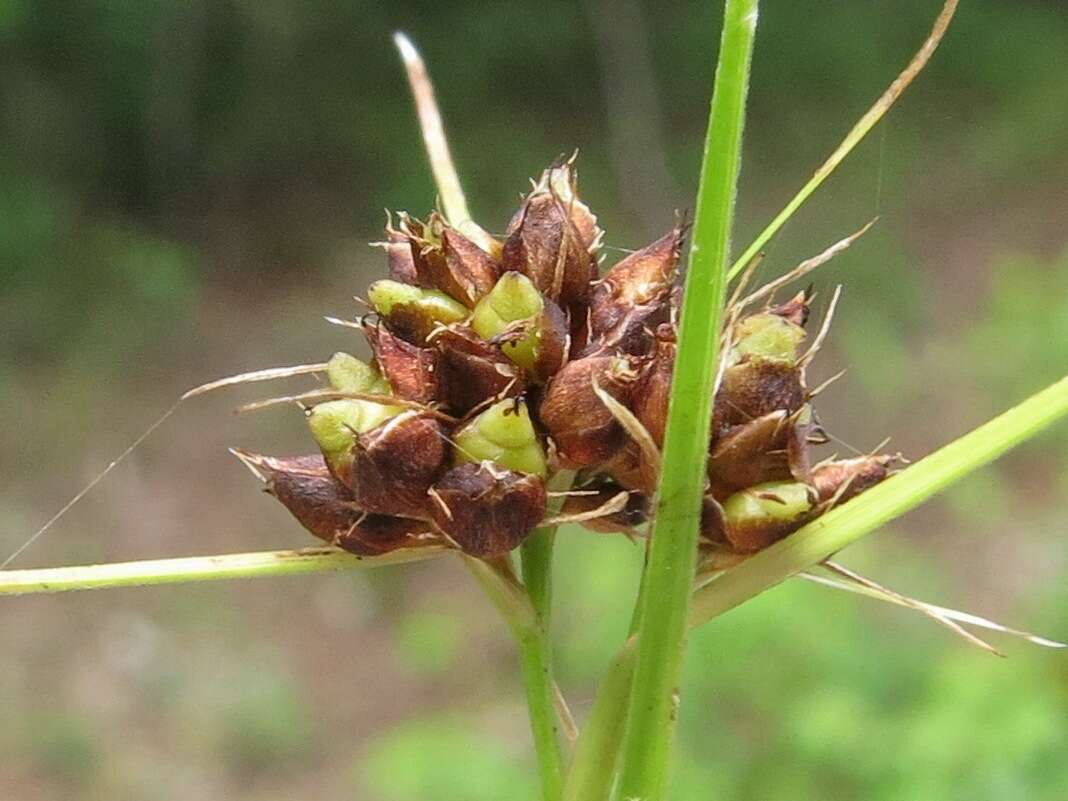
<box><xmin>2</xmin><ymin>1</ymin><xmax>1067</xmax><ymax>799</ymax></box>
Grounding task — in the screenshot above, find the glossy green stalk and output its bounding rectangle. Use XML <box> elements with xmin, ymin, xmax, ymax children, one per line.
<box><xmin>464</xmin><ymin>548</ymin><xmax>570</xmax><ymax>801</ymax></box>
<box><xmin>616</xmin><ymin>2</ymin><xmax>757</xmax><ymax>799</ymax></box>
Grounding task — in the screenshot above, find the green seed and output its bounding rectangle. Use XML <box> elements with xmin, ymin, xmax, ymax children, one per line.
<box><xmin>308</xmin><ymin>400</ymin><xmax>366</xmax><ymax>463</ymax></box>
<box><xmin>722</xmin><ymin>480</ymin><xmax>814</xmax><ymax>527</ymax></box>
<box><xmin>324</xmin><ymin>352</ymin><xmax>401</xmax><ymax>430</ymax></box>
<box><xmin>730</xmin><ymin>313</ymin><xmax>805</xmax><ymax>365</ymax></box>
<box><xmin>453</xmin><ymin>399</ymin><xmax>547</xmax><ymax>477</ymax></box>
<box><xmin>327</xmin><ymin>352</ymin><xmax>386</xmax><ymax>393</ymax></box>
<box><xmin>367</xmin><ymin>279</ymin><xmax>469</xmax><ymax>324</ymax></box>
<box><xmin>470</xmin><ymin>273</ymin><xmax>544</xmax><ymax>371</ymax></box>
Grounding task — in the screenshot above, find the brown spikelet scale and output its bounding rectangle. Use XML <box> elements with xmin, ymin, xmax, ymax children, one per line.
<box><xmin>237</xmin><ymin>156</ymin><xmax>898</xmax><ymax>560</ymax></box>
<box><xmin>429</xmin><ymin>463</ymin><xmax>548</xmax><ymax>557</ymax></box>
<box><xmin>588</xmin><ymin>226</ymin><xmax>683</xmax><ymax>356</ymax></box>
<box><xmin>364</xmin><ymin>323</ymin><xmax>441</xmax><ymax>404</ymax></box>
<box><xmin>245</xmin><ymin>453</ymin><xmax>435</xmax><ymax>556</ymax></box>
<box><xmin>347</xmin><ymin>412</ymin><xmax>447</xmax><ymax>518</ymax></box>
<box><xmin>431</xmin><ymin>326</ymin><xmax>523</xmax><ymax>415</ymax></box>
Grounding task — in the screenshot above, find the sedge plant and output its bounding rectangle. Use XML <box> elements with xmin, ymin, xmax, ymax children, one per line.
<box><xmin>3</xmin><ymin>2</ymin><xmax>1068</xmax><ymax>800</ymax></box>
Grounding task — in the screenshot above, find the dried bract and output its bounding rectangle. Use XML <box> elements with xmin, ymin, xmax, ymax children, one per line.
<box><xmin>245</xmin><ymin>452</ymin><xmax>434</xmax><ymax>556</ymax></box>
<box><xmin>540</xmin><ymin>354</ymin><xmax>638</xmax><ymax>467</ymax></box>
<box><xmin>588</xmin><ymin>226</ymin><xmax>683</xmax><ymax>355</ymax></box>
<box><xmin>348</xmin><ymin>411</ymin><xmax>447</xmax><ymax>518</ymax></box>
<box><xmin>429</xmin><ymin>463</ymin><xmax>547</xmax><ymax>557</ymax></box>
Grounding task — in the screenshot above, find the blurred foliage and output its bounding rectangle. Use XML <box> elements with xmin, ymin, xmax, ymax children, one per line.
<box><xmin>358</xmin><ymin>716</ymin><xmax>539</xmax><ymax>801</ymax></box>
<box><xmin>2</xmin><ymin>1</ymin><xmax>1067</xmax><ymax>799</ymax></box>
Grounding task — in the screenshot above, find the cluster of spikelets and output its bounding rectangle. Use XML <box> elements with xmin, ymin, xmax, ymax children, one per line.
<box><xmin>237</xmin><ymin>157</ymin><xmax>897</xmax><ymax>561</ymax></box>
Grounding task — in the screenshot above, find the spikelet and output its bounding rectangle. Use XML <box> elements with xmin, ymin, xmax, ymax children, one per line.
<box><xmin>239</xmin><ymin>158</ymin><xmax>895</xmax><ymax>560</ymax></box>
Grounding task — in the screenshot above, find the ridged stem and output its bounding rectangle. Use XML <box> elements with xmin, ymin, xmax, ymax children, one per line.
<box><xmin>615</xmin><ymin>2</ymin><xmax>758</xmax><ymax>799</ymax></box>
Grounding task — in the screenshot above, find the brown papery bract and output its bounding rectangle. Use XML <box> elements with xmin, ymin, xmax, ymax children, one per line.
<box><xmin>540</xmin><ymin>354</ymin><xmax>639</xmax><ymax>468</ymax></box>
<box><xmin>432</xmin><ymin>326</ymin><xmax>523</xmax><ymax>415</ymax></box>
<box><xmin>502</xmin><ymin>163</ymin><xmax>599</xmax><ymax>311</ymax></box>
<box><xmin>365</xmin><ymin>323</ymin><xmax>441</xmax><ymax>404</ymax></box>
<box><xmin>348</xmin><ymin>412</ymin><xmax>447</xmax><ymax>518</ymax></box>
<box><xmin>248</xmin><ymin>452</ymin><xmax>435</xmax><ymax>556</ymax></box>
<box><xmin>588</xmin><ymin>226</ymin><xmax>683</xmax><ymax>356</ymax></box>
<box><xmin>429</xmin><ymin>463</ymin><xmax>547</xmax><ymax>557</ymax></box>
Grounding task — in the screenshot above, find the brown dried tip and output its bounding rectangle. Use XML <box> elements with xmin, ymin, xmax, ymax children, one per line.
<box><xmin>588</xmin><ymin>226</ymin><xmax>683</xmax><ymax>355</ymax></box>
<box><xmin>365</xmin><ymin>323</ymin><xmax>441</xmax><ymax>404</ymax></box>
<box><xmin>767</xmin><ymin>290</ymin><xmax>811</xmax><ymax>327</ymax></box>
<box><xmin>632</xmin><ymin>325</ymin><xmax>676</xmax><ymax>449</ymax></box>
<box><xmin>432</xmin><ymin>325</ymin><xmax>523</xmax><ymax>415</ymax></box>
<box><xmin>439</xmin><ymin>224</ymin><xmax>501</xmax><ymax>305</ymax></box>
<box><xmin>396</xmin><ymin>213</ymin><xmax>501</xmax><ymax>307</ymax></box>
<box><xmin>540</xmin><ymin>354</ymin><xmax>638</xmax><ymax>468</ymax></box>
<box><xmin>381</xmin><ymin>214</ymin><xmax>421</xmax><ymax>285</ymax></box>
<box><xmin>502</xmin><ymin>162</ymin><xmax>599</xmax><ymax>310</ymax></box>
<box><xmin>240</xmin><ymin>452</ymin><xmax>433</xmax><ymax>556</ymax></box>
<box><xmin>429</xmin><ymin>462</ymin><xmax>547</xmax><ymax>557</ymax></box>
<box><xmin>348</xmin><ymin>411</ymin><xmax>447</xmax><ymax>518</ymax></box>
<box><xmin>812</xmin><ymin>455</ymin><xmax>895</xmax><ymax>503</ymax></box>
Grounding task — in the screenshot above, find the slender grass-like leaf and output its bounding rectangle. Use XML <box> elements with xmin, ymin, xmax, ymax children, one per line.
<box><xmin>728</xmin><ymin>0</ymin><xmax>959</xmax><ymax>280</ymax></box>
<box><xmin>0</xmin><ymin>547</ymin><xmax>444</xmax><ymax>596</ymax></box>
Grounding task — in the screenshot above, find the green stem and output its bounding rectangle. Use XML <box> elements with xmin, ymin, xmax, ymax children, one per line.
<box><xmin>519</xmin><ymin>624</ymin><xmax>565</xmax><ymax>801</ymax></box>
<box><xmin>519</xmin><ymin>522</ymin><xmax>557</xmax><ymax>773</ymax></box>
<box><xmin>0</xmin><ymin>547</ymin><xmax>444</xmax><ymax>596</ymax></box>
<box><xmin>464</xmin><ymin>554</ymin><xmax>562</xmax><ymax>801</ymax></box>
<box><xmin>522</xmin><ymin>471</ymin><xmax>575</xmax><ymax>621</ymax></box>
<box><xmin>516</xmin><ymin>471</ymin><xmax>574</xmax><ymax>801</ymax></box>
<box><xmin>521</xmin><ymin>529</ymin><xmax>555</xmax><ymax>628</ymax></box>
<box><xmin>560</xmin><ymin>638</ymin><xmax>637</xmax><ymax>801</ymax></box>
<box><xmin>689</xmin><ymin>373</ymin><xmax>1068</xmax><ymax>627</ymax></box>
<box><xmin>616</xmin><ymin>2</ymin><xmax>757</xmax><ymax>799</ymax></box>
<box><xmin>518</xmin><ymin>529</ymin><xmax>560</xmax><ymax>793</ymax></box>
